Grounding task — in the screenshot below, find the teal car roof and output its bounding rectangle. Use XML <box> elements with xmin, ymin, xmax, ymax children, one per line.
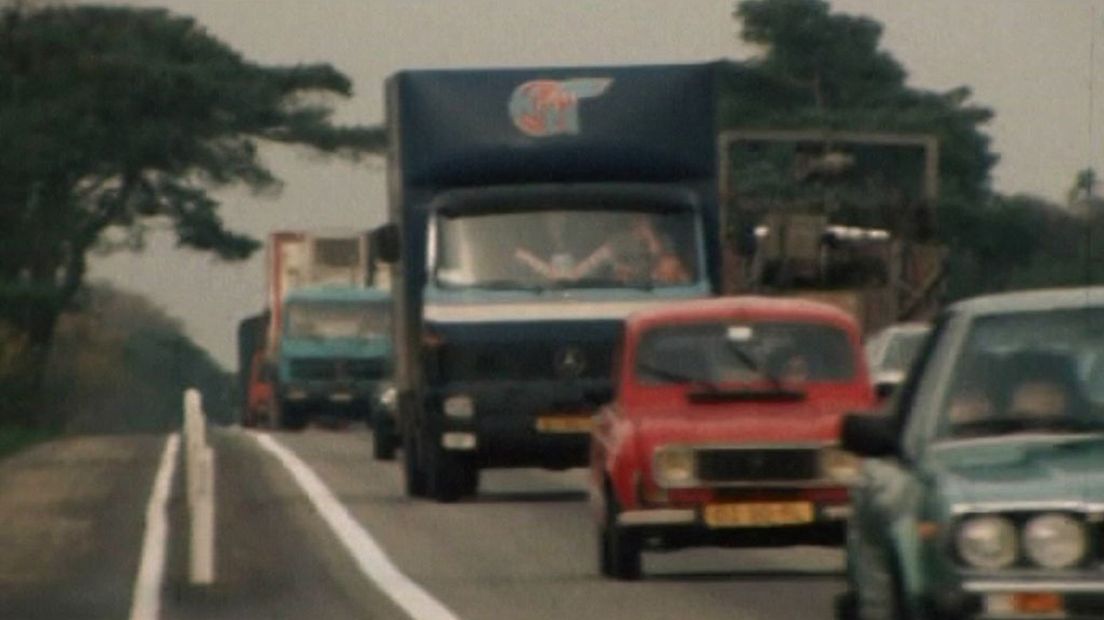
<box><xmin>948</xmin><ymin>286</ymin><xmax>1104</xmax><ymax>317</ymax></box>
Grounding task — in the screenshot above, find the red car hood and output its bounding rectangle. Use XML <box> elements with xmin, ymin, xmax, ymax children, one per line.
<box><xmin>630</xmin><ymin>397</ymin><xmax>861</xmax><ymax>451</ymax></box>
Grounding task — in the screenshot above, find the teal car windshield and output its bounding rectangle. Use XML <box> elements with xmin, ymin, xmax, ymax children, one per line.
<box><xmin>937</xmin><ymin>308</ymin><xmax>1104</xmax><ymax>440</ymax></box>
<box><xmin>432</xmin><ymin>208</ymin><xmax>701</xmax><ymax>291</ymax></box>
<box><xmin>285</xmin><ymin>301</ymin><xmax>390</xmax><ymax>340</ymax></box>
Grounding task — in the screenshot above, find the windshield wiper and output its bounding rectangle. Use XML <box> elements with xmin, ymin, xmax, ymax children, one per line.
<box><xmin>724</xmin><ymin>341</ymin><xmax>788</xmax><ymax>391</ymax></box>
<box><xmin>950</xmin><ymin>415</ymin><xmax>1091</xmax><ymax>438</ymax></box>
<box><xmin>637</xmin><ymin>362</ymin><xmax>719</xmax><ymax>392</ymax></box>
<box><xmin>686</xmin><ymin>387</ymin><xmax>807</xmax><ymax>404</ymax></box>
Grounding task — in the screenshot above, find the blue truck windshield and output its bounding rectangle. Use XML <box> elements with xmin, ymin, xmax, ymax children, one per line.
<box><xmin>432</xmin><ymin>209</ymin><xmax>701</xmax><ymax>291</ymax></box>
<box><xmin>285</xmin><ymin>302</ymin><xmax>390</xmax><ymax>340</ymax></box>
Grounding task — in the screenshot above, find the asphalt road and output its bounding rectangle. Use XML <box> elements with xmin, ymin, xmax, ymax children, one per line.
<box><xmin>0</xmin><ymin>427</ymin><xmax>845</xmax><ymax>620</ymax></box>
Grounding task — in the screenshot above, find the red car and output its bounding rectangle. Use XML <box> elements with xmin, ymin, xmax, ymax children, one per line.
<box><xmin>589</xmin><ymin>296</ymin><xmax>875</xmax><ymax>580</ymax></box>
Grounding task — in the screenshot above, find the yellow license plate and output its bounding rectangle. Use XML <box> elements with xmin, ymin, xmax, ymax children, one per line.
<box><xmin>703</xmin><ymin>502</ymin><xmax>815</xmax><ymax>528</ymax></box>
<box><xmin>535</xmin><ymin>415</ymin><xmax>594</xmax><ymax>434</ymax></box>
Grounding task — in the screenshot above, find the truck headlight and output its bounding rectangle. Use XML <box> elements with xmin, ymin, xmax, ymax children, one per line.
<box><xmin>654</xmin><ymin>446</ymin><xmax>696</xmax><ymax>486</ymax></box>
<box><xmin>819</xmin><ymin>447</ymin><xmax>861</xmax><ymax>483</ymax></box>
<box><xmin>443</xmin><ymin>395</ymin><xmax>474</xmax><ymax>419</ymax></box>
<box><xmin>1023</xmin><ymin>513</ymin><xmax>1086</xmax><ymax>569</ymax></box>
<box><xmin>379</xmin><ymin>387</ymin><xmax>397</xmax><ymax>409</ymax></box>
<box><xmin>956</xmin><ymin>515</ymin><xmax>1018</xmax><ymax>569</ymax></box>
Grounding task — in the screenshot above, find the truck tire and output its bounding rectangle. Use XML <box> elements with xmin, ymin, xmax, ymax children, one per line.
<box><xmin>402</xmin><ymin>428</ymin><xmax>428</xmax><ymax>497</ymax></box>
<box><xmin>372</xmin><ymin>410</ymin><xmax>397</xmax><ymax>461</ymax></box>
<box><xmin>599</xmin><ymin>488</ymin><xmax>641</xmax><ymax>580</ymax></box>
<box><xmin>276</xmin><ymin>399</ymin><xmax>308</xmax><ymax>431</ymax></box>
<box><xmin>427</xmin><ymin>444</ymin><xmax>479</xmax><ymax>503</ymax></box>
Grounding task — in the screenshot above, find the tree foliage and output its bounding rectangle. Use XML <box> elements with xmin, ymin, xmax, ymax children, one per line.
<box><xmin>42</xmin><ymin>283</ymin><xmax>234</xmax><ymax>433</ymax></box>
<box><xmin>726</xmin><ymin>0</ymin><xmax>1090</xmax><ymax>302</ymax></box>
<box><xmin>0</xmin><ymin>5</ymin><xmax>384</xmax><ymax>423</ymax></box>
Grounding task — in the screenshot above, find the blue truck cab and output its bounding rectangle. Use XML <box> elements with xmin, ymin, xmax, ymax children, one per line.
<box><xmin>274</xmin><ymin>286</ymin><xmax>393</xmax><ymax>430</ymax></box>
<box><xmin>376</xmin><ymin>63</ymin><xmax>724</xmax><ymax>501</ymax></box>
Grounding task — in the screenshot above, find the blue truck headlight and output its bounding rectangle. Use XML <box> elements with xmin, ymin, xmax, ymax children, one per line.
<box><xmin>1023</xmin><ymin>513</ymin><xmax>1086</xmax><ymax>569</ymax></box>
<box><xmin>956</xmin><ymin>515</ymin><xmax>1018</xmax><ymax>569</ymax></box>
<box><xmin>443</xmin><ymin>395</ymin><xmax>474</xmax><ymax>419</ymax></box>
<box><xmin>379</xmin><ymin>386</ymin><xmax>397</xmax><ymax>410</ymax></box>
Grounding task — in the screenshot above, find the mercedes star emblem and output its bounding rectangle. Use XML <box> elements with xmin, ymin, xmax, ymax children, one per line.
<box><xmin>554</xmin><ymin>346</ymin><xmax>587</xmax><ymax>378</ymax></box>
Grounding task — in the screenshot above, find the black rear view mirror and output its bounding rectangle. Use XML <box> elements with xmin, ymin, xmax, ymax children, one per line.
<box><xmin>841</xmin><ymin>412</ymin><xmax>899</xmax><ymax>458</ymax></box>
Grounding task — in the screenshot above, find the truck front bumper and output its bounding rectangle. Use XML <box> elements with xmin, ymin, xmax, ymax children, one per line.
<box><xmin>433</xmin><ymin>380</ymin><xmax>607</xmax><ymax>469</ymax></box>
<box><xmin>282</xmin><ymin>382</ymin><xmax>382</xmax><ymax>418</ymax></box>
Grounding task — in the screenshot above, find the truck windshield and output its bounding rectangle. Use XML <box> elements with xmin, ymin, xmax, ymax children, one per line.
<box><xmin>285</xmin><ymin>301</ymin><xmax>390</xmax><ymax>340</ymax></box>
<box><xmin>635</xmin><ymin>321</ymin><xmax>856</xmax><ymax>386</ymax></box>
<box><xmin>433</xmin><ymin>209</ymin><xmax>700</xmax><ymax>291</ymax></box>
<box><xmin>938</xmin><ymin>309</ymin><xmax>1104</xmax><ymax>440</ymax></box>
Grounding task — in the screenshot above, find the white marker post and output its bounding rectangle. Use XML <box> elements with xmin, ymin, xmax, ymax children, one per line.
<box><xmin>183</xmin><ymin>388</ymin><xmax>216</xmax><ymax>585</ymax></box>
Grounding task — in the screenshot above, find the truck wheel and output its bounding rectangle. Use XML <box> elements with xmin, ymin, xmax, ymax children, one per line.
<box><xmin>402</xmin><ymin>429</ymin><xmax>428</xmax><ymax>497</ymax></box>
<box><xmin>372</xmin><ymin>411</ymin><xmax>397</xmax><ymax>461</ymax></box>
<box><xmin>599</xmin><ymin>489</ymin><xmax>641</xmax><ymax>580</ymax></box>
<box><xmin>834</xmin><ymin>592</ymin><xmax>857</xmax><ymax>620</ymax></box>
<box><xmin>427</xmin><ymin>445</ymin><xmax>479</xmax><ymax>503</ymax></box>
<box><xmin>277</xmin><ymin>400</ymin><xmax>308</xmax><ymax>431</ymax></box>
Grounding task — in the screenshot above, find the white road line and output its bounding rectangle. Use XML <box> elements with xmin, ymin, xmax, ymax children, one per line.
<box><xmin>252</xmin><ymin>432</ymin><xmax>461</xmax><ymax>620</ymax></box>
<box><xmin>129</xmin><ymin>433</ymin><xmax>180</xmax><ymax>620</ymax></box>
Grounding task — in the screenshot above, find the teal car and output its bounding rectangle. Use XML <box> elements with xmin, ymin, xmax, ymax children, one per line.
<box><xmin>839</xmin><ymin>287</ymin><xmax>1104</xmax><ymax>620</ymax></box>
<box><xmin>275</xmin><ymin>286</ymin><xmax>392</xmax><ymax>430</ymax></box>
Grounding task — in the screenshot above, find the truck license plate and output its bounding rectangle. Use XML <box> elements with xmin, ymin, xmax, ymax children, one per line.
<box><xmin>703</xmin><ymin>502</ymin><xmax>814</xmax><ymax>528</ymax></box>
<box><xmin>329</xmin><ymin>392</ymin><xmax>353</xmax><ymax>403</ymax></box>
<box><xmin>535</xmin><ymin>415</ymin><xmax>594</xmax><ymax>434</ymax></box>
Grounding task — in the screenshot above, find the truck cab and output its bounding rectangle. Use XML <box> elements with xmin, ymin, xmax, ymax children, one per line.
<box><xmin>273</xmin><ymin>286</ymin><xmax>392</xmax><ymax>430</ymax></box>
<box><xmin>379</xmin><ymin>63</ymin><xmax>725</xmax><ymax>501</ymax></box>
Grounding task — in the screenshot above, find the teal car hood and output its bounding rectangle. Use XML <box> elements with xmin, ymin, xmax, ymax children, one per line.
<box><xmin>924</xmin><ymin>433</ymin><xmax>1104</xmax><ymax>507</ymax></box>
<box><xmin>280</xmin><ymin>337</ymin><xmax>390</xmax><ymax>359</ymax></box>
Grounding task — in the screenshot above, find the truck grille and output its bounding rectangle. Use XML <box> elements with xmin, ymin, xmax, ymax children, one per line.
<box><xmin>436</xmin><ymin>341</ymin><xmax>612</xmax><ymax>382</ymax></box>
<box><xmin>290</xmin><ymin>358</ymin><xmax>387</xmax><ymax>381</ymax></box>
<box><xmin>695</xmin><ymin>448</ymin><xmax>821</xmax><ymax>483</ymax></box>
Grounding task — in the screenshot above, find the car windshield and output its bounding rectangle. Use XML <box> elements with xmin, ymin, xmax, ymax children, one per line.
<box><xmin>875</xmin><ymin>329</ymin><xmax>929</xmax><ymax>373</ymax></box>
<box><xmin>635</xmin><ymin>321</ymin><xmax>856</xmax><ymax>387</ymax></box>
<box><xmin>432</xmin><ymin>208</ymin><xmax>700</xmax><ymax>291</ymax></box>
<box><xmin>938</xmin><ymin>309</ymin><xmax>1104</xmax><ymax>440</ymax></box>
<box><xmin>285</xmin><ymin>301</ymin><xmax>390</xmax><ymax>340</ymax></box>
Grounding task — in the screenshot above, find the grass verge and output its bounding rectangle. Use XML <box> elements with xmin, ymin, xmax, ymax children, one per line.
<box><xmin>0</xmin><ymin>425</ymin><xmax>56</xmax><ymax>460</ymax></box>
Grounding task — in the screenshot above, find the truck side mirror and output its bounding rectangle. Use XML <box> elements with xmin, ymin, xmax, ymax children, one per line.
<box><xmin>373</xmin><ymin>223</ymin><xmax>401</xmax><ymax>263</ymax></box>
<box><xmin>840</xmin><ymin>413</ymin><xmax>899</xmax><ymax>458</ymax></box>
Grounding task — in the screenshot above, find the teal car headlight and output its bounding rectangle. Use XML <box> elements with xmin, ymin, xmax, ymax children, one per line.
<box><xmin>1023</xmin><ymin>513</ymin><xmax>1087</xmax><ymax>569</ymax></box>
<box><xmin>956</xmin><ymin>515</ymin><xmax>1018</xmax><ymax>569</ymax></box>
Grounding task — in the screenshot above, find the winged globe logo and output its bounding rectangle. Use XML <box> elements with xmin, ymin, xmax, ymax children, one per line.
<box><xmin>508</xmin><ymin>78</ymin><xmax>613</xmax><ymax>137</ymax></box>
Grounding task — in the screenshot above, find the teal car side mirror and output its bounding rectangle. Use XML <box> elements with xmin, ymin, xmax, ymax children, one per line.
<box><xmin>841</xmin><ymin>413</ymin><xmax>899</xmax><ymax>458</ymax></box>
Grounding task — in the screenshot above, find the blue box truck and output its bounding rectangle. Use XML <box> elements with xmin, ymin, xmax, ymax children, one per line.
<box><xmin>375</xmin><ymin>62</ymin><xmax>724</xmax><ymax>501</ymax></box>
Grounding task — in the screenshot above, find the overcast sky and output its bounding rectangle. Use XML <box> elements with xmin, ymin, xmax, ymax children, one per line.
<box><xmin>84</xmin><ymin>0</ymin><xmax>1104</xmax><ymax>369</ymax></box>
